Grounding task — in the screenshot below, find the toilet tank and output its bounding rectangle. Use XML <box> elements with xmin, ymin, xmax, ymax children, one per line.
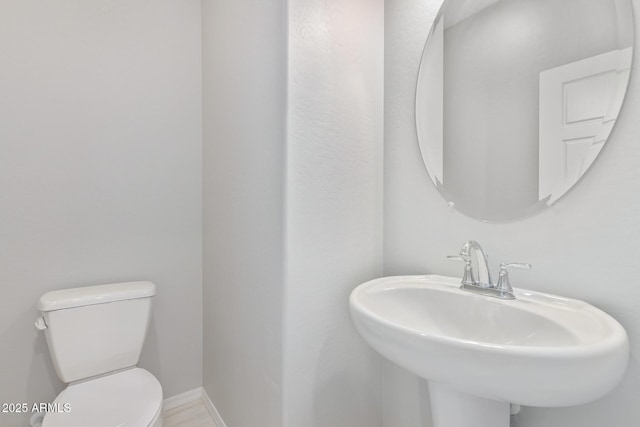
<box><xmin>37</xmin><ymin>281</ymin><xmax>156</xmax><ymax>384</ymax></box>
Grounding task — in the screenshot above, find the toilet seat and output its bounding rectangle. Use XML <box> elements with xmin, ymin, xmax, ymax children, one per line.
<box><xmin>42</xmin><ymin>368</ymin><xmax>163</xmax><ymax>427</ymax></box>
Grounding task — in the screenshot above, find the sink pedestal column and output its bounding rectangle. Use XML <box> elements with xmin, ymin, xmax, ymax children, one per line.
<box><xmin>428</xmin><ymin>382</ymin><xmax>510</xmax><ymax>427</ymax></box>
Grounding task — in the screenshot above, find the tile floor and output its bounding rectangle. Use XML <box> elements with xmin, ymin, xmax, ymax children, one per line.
<box><xmin>163</xmin><ymin>398</ymin><xmax>216</xmax><ymax>427</ymax></box>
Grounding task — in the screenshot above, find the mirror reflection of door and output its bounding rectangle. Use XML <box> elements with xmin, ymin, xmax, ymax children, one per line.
<box><xmin>539</xmin><ymin>48</ymin><xmax>632</xmax><ymax>203</ymax></box>
<box><xmin>416</xmin><ymin>0</ymin><xmax>634</xmax><ymax>221</ymax></box>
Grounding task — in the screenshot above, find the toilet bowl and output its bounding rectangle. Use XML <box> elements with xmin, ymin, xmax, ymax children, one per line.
<box><xmin>36</xmin><ymin>281</ymin><xmax>163</xmax><ymax>427</ymax></box>
<box><xmin>42</xmin><ymin>368</ymin><xmax>162</xmax><ymax>427</ymax></box>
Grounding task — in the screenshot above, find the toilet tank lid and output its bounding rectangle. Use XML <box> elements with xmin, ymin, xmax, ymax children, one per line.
<box><xmin>38</xmin><ymin>281</ymin><xmax>156</xmax><ymax>312</ymax></box>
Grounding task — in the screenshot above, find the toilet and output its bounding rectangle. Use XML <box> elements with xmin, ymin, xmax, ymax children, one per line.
<box><xmin>35</xmin><ymin>281</ymin><xmax>163</xmax><ymax>427</ymax></box>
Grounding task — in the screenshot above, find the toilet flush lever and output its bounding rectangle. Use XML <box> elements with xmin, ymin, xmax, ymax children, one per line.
<box><xmin>34</xmin><ymin>317</ymin><xmax>47</xmax><ymax>331</ymax></box>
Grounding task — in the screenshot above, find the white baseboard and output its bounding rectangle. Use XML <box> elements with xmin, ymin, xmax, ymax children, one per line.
<box><xmin>201</xmin><ymin>387</ymin><xmax>228</xmax><ymax>427</ymax></box>
<box><xmin>163</xmin><ymin>386</ymin><xmax>227</xmax><ymax>427</ymax></box>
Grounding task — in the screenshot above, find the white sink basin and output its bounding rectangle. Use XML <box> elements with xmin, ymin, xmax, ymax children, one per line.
<box><xmin>350</xmin><ymin>275</ymin><xmax>628</xmax><ymax>421</ymax></box>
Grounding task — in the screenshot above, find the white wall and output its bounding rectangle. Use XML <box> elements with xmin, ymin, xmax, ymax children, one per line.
<box><xmin>283</xmin><ymin>1</ymin><xmax>385</xmax><ymax>426</ymax></box>
<box><xmin>0</xmin><ymin>2</ymin><xmax>203</xmax><ymax>426</ymax></box>
<box><xmin>202</xmin><ymin>1</ymin><xmax>385</xmax><ymax>425</ymax></box>
<box><xmin>385</xmin><ymin>0</ymin><xmax>640</xmax><ymax>426</ymax></box>
<box><xmin>202</xmin><ymin>1</ymin><xmax>286</xmax><ymax>426</ymax></box>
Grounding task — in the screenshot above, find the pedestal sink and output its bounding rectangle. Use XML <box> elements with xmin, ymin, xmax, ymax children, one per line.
<box><xmin>349</xmin><ymin>275</ymin><xmax>629</xmax><ymax>427</ymax></box>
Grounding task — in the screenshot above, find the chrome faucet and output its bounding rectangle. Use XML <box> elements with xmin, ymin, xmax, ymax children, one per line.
<box><xmin>447</xmin><ymin>241</ymin><xmax>530</xmax><ymax>300</ymax></box>
<box><xmin>460</xmin><ymin>240</ymin><xmax>492</xmax><ymax>287</ymax></box>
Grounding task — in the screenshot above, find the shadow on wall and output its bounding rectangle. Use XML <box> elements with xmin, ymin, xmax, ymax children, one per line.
<box><xmin>516</xmin><ymin>354</ymin><xmax>640</xmax><ymax>426</ymax></box>
<box><xmin>28</xmin><ymin>333</ymin><xmax>61</xmax><ymax>392</ymax></box>
<box><xmin>312</xmin><ymin>321</ymin><xmax>382</xmax><ymax>427</ymax></box>
<box><xmin>419</xmin><ymin>380</ymin><xmax>432</xmax><ymax>426</ymax></box>
<box><xmin>140</xmin><ymin>314</ymin><xmax>163</xmax><ymax>385</ymax></box>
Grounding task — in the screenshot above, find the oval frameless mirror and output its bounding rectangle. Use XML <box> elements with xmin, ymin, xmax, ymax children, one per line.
<box><xmin>416</xmin><ymin>0</ymin><xmax>634</xmax><ymax>221</ymax></box>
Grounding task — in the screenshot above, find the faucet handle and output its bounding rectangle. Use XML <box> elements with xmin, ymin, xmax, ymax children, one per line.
<box><xmin>447</xmin><ymin>255</ymin><xmax>471</xmax><ymax>262</ymax></box>
<box><xmin>501</xmin><ymin>262</ymin><xmax>532</xmax><ymax>271</ymax></box>
<box><xmin>496</xmin><ymin>262</ymin><xmax>532</xmax><ymax>297</ymax></box>
<box><xmin>447</xmin><ymin>255</ymin><xmax>473</xmax><ymax>286</ymax></box>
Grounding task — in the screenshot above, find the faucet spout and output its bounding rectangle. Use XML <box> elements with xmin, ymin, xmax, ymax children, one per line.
<box><xmin>447</xmin><ymin>241</ymin><xmax>529</xmax><ymax>300</ymax></box>
<box><xmin>459</xmin><ymin>240</ymin><xmax>493</xmax><ymax>286</ymax></box>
